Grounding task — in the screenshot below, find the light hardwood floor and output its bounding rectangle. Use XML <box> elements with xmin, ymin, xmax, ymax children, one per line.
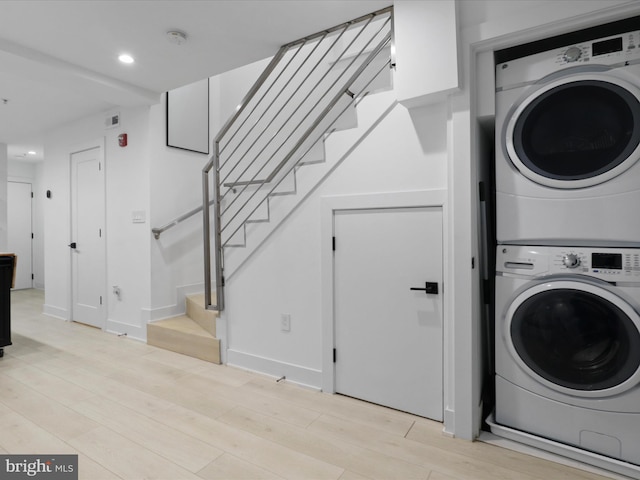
<box><xmin>0</xmin><ymin>289</ymin><xmax>624</xmax><ymax>480</ymax></box>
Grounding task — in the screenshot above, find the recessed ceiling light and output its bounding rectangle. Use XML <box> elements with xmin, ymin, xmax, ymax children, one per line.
<box><xmin>118</xmin><ymin>53</ymin><xmax>135</xmax><ymax>64</ymax></box>
<box><xmin>27</xmin><ymin>151</ymin><xmax>36</xmax><ymax>155</ymax></box>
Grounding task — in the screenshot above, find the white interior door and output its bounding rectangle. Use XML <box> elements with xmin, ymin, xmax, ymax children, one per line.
<box><xmin>334</xmin><ymin>207</ymin><xmax>443</xmax><ymax>420</ymax></box>
<box><xmin>70</xmin><ymin>147</ymin><xmax>105</xmax><ymax>328</ymax></box>
<box><xmin>7</xmin><ymin>181</ymin><xmax>32</xmax><ymax>289</ymax></box>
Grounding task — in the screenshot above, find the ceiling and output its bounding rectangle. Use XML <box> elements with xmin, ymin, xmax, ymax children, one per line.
<box><xmin>0</xmin><ymin>0</ymin><xmax>391</xmax><ymax>162</ymax></box>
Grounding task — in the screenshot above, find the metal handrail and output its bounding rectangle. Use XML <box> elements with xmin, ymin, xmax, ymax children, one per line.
<box><xmin>152</xmin><ymin>7</ymin><xmax>392</xmax><ymax>244</ymax></box>
<box><xmin>220</xmin><ymin>32</ymin><xmax>392</xmax><ymax>239</ymax></box>
<box><xmin>202</xmin><ymin>7</ymin><xmax>393</xmax><ymax>311</ymax></box>
<box><xmin>222</xmin><ymin>57</ymin><xmax>392</xmax><ymax>248</ymax></box>
<box><xmin>218</xmin><ymin>19</ymin><xmax>361</xmax><ymax>190</ymax></box>
<box><xmin>218</xmin><ymin>21</ymin><xmax>391</xmax><ymax>236</ymax></box>
<box><xmin>219</xmin><ymin>36</ymin><xmax>326</xmax><ymax>177</ymax></box>
<box><xmin>221</xmin><ymin>18</ymin><xmax>390</xmax><ymax>197</ymax></box>
<box><xmin>151</xmin><ymin>200</ymin><xmax>217</xmax><ymax>239</ymax></box>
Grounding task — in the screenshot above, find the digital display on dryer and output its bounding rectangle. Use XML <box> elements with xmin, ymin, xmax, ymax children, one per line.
<box><xmin>592</xmin><ymin>37</ymin><xmax>623</xmax><ymax>56</ymax></box>
<box><xmin>592</xmin><ymin>252</ymin><xmax>622</xmax><ymax>269</ymax></box>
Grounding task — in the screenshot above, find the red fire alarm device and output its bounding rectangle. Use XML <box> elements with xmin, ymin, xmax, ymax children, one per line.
<box><xmin>118</xmin><ymin>133</ymin><xmax>128</xmax><ymax>147</ymax></box>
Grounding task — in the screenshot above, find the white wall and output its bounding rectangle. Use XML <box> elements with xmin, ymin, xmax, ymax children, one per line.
<box><xmin>8</xmin><ymin>159</ymin><xmax>45</xmax><ymax>289</ymax></box>
<box><xmin>146</xmin><ymin>62</ymin><xmax>277</xmax><ymax>323</ymax></box>
<box><xmin>395</xmin><ymin>0</ymin><xmax>459</xmax><ymax>106</ymax></box>
<box><xmin>33</xmin><ymin>162</ymin><xmax>45</xmax><ymax>289</ymax></box>
<box><xmin>36</xmin><ymin>0</ymin><xmax>640</xmax><ymax>444</ymax></box>
<box><xmin>148</xmin><ymin>94</ymin><xmax>212</xmax><ymax>321</ymax></box>
<box><xmin>43</xmin><ymin>106</ymin><xmax>152</xmax><ymax>337</ymax></box>
<box><xmin>214</xmin><ymin>0</ymin><xmax>640</xmax><ymax>442</ymax></box>
<box><xmin>223</xmin><ymin>98</ymin><xmax>449</xmax><ymax>385</ymax></box>
<box><xmin>0</xmin><ymin>144</ymin><xmax>7</xmax><ymax>251</ymax></box>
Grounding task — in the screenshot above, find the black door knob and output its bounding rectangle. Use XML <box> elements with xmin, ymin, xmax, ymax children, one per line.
<box><xmin>410</xmin><ymin>282</ymin><xmax>438</xmax><ymax>295</ymax></box>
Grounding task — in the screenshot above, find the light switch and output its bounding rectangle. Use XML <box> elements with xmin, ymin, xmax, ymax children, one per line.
<box><xmin>132</xmin><ymin>210</ymin><xmax>146</xmax><ymax>223</ymax></box>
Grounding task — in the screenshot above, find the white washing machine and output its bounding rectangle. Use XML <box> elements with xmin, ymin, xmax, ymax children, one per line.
<box><xmin>495</xmin><ymin>245</ymin><xmax>640</xmax><ymax>467</ymax></box>
<box><xmin>495</xmin><ymin>29</ymin><xmax>640</xmax><ymax>246</ymax></box>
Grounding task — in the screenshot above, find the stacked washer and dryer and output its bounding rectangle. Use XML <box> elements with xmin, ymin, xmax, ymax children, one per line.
<box><xmin>492</xmin><ymin>24</ymin><xmax>640</xmax><ymax>477</ymax></box>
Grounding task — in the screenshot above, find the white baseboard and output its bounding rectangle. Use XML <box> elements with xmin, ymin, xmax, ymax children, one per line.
<box><xmin>141</xmin><ymin>304</ymin><xmax>180</xmax><ymax>323</ymax></box>
<box><xmin>143</xmin><ymin>283</ymin><xmax>206</xmax><ymax>323</ymax></box>
<box><xmin>226</xmin><ymin>349</ymin><xmax>321</xmax><ymax>390</ymax></box>
<box><xmin>43</xmin><ymin>304</ymin><xmax>67</xmax><ymax>320</ymax></box>
<box><xmin>443</xmin><ymin>407</ymin><xmax>456</xmax><ymax>437</ymax></box>
<box><xmin>105</xmin><ymin>318</ymin><xmax>146</xmax><ymax>342</ymax></box>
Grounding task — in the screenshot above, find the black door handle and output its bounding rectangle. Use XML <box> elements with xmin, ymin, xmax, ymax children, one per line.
<box><xmin>410</xmin><ymin>282</ymin><xmax>438</xmax><ymax>294</ymax></box>
<box><xmin>68</xmin><ymin>242</ymin><xmax>77</xmax><ymax>249</ymax></box>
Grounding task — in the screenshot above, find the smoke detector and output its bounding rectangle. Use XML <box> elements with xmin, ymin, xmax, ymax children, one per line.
<box><xmin>167</xmin><ymin>30</ymin><xmax>187</xmax><ymax>45</ymax></box>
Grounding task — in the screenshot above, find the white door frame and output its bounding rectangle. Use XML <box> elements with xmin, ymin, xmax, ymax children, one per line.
<box><xmin>68</xmin><ymin>138</ymin><xmax>106</xmax><ymax>327</ymax></box>
<box><xmin>320</xmin><ymin>189</ymin><xmax>448</xmax><ymax>393</ymax></box>
<box><xmin>8</xmin><ymin>181</ymin><xmax>33</xmax><ymax>289</ymax></box>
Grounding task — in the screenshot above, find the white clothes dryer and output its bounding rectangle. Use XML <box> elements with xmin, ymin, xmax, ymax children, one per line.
<box><xmin>495</xmin><ymin>30</ymin><xmax>640</xmax><ymax>246</ymax></box>
<box><xmin>495</xmin><ymin>245</ymin><xmax>640</xmax><ymax>467</ymax></box>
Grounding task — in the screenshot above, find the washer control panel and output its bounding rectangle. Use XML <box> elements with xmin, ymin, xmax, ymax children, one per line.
<box><xmin>496</xmin><ymin>29</ymin><xmax>640</xmax><ymax>89</ymax></box>
<box><xmin>497</xmin><ymin>245</ymin><xmax>640</xmax><ymax>281</ymax></box>
<box><xmin>562</xmin><ymin>253</ymin><xmax>581</xmax><ymax>269</ymax></box>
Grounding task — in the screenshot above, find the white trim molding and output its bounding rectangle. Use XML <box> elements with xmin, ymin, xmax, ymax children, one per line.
<box><xmin>227</xmin><ymin>349</ymin><xmax>322</xmax><ymax>390</ymax></box>
<box><xmin>320</xmin><ymin>190</ymin><xmax>449</xmax><ymax>420</ymax></box>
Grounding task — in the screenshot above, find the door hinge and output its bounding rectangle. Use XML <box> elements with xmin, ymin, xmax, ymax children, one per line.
<box><xmin>333</xmin><ymin>348</ymin><xmax>337</xmax><ymax>363</ymax></box>
<box><xmin>100</xmin><ymin>296</ymin><xmax>103</xmax><ymax>305</ymax></box>
<box><xmin>31</xmin><ymin>273</ymin><xmax>34</xmax><ymax>280</ymax></box>
<box><xmin>31</xmin><ymin>191</ymin><xmax>34</xmax><ymax>198</ymax></box>
<box><xmin>99</xmin><ymin>162</ymin><xmax>102</xmax><ymax>171</ymax></box>
<box><xmin>99</xmin><ymin>228</ymin><xmax>102</xmax><ymax>237</ymax></box>
<box><xmin>332</xmin><ymin>236</ymin><xmax>336</xmax><ymax>251</ymax></box>
<box><xmin>31</xmin><ymin>233</ymin><xmax>34</xmax><ymax>239</ymax></box>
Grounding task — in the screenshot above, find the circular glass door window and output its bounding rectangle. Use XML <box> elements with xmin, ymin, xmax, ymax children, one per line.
<box><xmin>510</xmin><ymin>287</ymin><xmax>640</xmax><ymax>391</ymax></box>
<box><xmin>508</xmin><ymin>78</ymin><xmax>640</xmax><ymax>186</ymax></box>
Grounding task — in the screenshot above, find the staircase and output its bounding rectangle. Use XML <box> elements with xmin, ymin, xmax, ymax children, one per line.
<box><xmin>148</xmin><ymin>7</ymin><xmax>393</xmax><ymax>362</ymax></box>
<box><xmin>203</xmin><ymin>6</ymin><xmax>394</xmax><ymax>311</ymax></box>
<box><xmin>146</xmin><ymin>294</ymin><xmax>221</xmax><ymax>364</ymax></box>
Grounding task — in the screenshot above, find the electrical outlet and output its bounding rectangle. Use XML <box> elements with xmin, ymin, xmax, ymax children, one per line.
<box><xmin>280</xmin><ymin>314</ymin><xmax>291</xmax><ymax>332</ymax></box>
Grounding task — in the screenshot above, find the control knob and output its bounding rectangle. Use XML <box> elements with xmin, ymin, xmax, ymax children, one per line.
<box><xmin>563</xmin><ymin>253</ymin><xmax>581</xmax><ymax>268</ymax></box>
<box><xmin>563</xmin><ymin>46</ymin><xmax>582</xmax><ymax>62</ymax></box>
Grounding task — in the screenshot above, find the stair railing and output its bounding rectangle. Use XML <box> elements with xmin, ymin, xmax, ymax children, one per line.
<box><xmin>202</xmin><ymin>7</ymin><xmax>393</xmax><ymax>311</ymax></box>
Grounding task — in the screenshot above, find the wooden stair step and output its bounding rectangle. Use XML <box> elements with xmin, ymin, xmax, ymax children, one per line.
<box><xmin>147</xmin><ymin>315</ymin><xmax>220</xmax><ymax>364</ymax></box>
<box><xmin>186</xmin><ymin>293</ymin><xmax>218</xmax><ymax>336</ymax></box>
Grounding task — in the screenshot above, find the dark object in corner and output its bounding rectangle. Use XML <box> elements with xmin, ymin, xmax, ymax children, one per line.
<box><xmin>0</xmin><ymin>254</ymin><xmax>16</xmax><ymax>358</ymax></box>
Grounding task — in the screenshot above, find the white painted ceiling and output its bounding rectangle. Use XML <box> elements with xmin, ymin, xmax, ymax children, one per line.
<box><xmin>0</xmin><ymin>0</ymin><xmax>391</xmax><ymax>162</ymax></box>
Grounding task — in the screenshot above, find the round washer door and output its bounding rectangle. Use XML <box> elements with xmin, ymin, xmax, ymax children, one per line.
<box><xmin>504</xmin><ymin>279</ymin><xmax>640</xmax><ymax>397</ymax></box>
<box><xmin>504</xmin><ymin>72</ymin><xmax>640</xmax><ymax>189</ymax></box>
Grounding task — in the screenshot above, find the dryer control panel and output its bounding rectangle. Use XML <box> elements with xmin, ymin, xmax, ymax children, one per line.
<box><xmin>554</xmin><ymin>30</ymin><xmax>640</xmax><ymax>65</ymax></box>
<box><xmin>497</xmin><ymin>245</ymin><xmax>640</xmax><ymax>282</ymax></box>
<box><xmin>496</xmin><ymin>30</ymin><xmax>640</xmax><ymax>89</ymax></box>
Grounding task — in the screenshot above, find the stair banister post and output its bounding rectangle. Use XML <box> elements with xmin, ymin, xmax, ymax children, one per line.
<box><xmin>202</xmin><ymin>157</ymin><xmax>213</xmax><ymax>309</ymax></box>
<box><xmin>202</xmin><ymin>142</ymin><xmax>225</xmax><ymax>311</ymax></box>
<box><xmin>213</xmin><ymin>141</ymin><xmax>225</xmax><ymax>312</ymax></box>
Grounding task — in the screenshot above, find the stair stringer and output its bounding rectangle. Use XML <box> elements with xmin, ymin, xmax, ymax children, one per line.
<box><xmin>223</xmin><ymin>90</ymin><xmax>399</xmax><ymax>280</ymax></box>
